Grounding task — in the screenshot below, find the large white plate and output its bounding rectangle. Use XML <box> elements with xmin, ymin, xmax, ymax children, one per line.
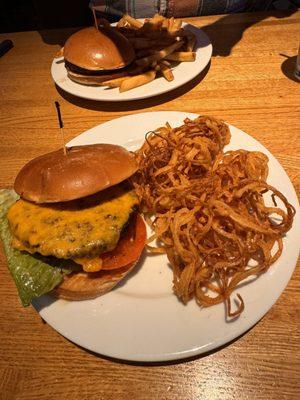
<box><xmin>33</xmin><ymin>112</ymin><xmax>299</xmax><ymax>362</ymax></box>
<box><xmin>51</xmin><ymin>24</ymin><xmax>212</xmax><ymax>101</ymax></box>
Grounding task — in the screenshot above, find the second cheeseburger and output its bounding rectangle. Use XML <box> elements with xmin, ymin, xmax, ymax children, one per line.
<box><xmin>7</xmin><ymin>144</ymin><xmax>146</xmax><ymax>300</ymax></box>
<box><xmin>63</xmin><ymin>26</ymin><xmax>135</xmax><ymax>85</ymax></box>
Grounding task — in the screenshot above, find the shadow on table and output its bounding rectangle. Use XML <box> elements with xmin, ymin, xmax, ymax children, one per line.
<box><xmin>200</xmin><ymin>9</ymin><xmax>297</xmax><ymax>57</ymax></box>
<box><xmin>55</xmin><ymin>61</ymin><xmax>211</xmax><ymax>111</ymax></box>
<box><xmin>38</xmin><ymin>9</ymin><xmax>297</xmax><ymax>56</ymax></box>
<box><xmin>39</xmin><ymin>27</ymin><xmax>81</xmax><ymax>46</ymax></box>
<box><xmin>280</xmin><ymin>55</ymin><xmax>299</xmax><ymax>83</ymax></box>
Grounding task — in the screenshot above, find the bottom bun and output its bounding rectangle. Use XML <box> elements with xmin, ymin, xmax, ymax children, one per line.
<box><xmin>67</xmin><ymin>70</ymin><xmax>129</xmax><ymax>86</ymax></box>
<box><xmin>52</xmin><ymin>259</ymin><xmax>138</xmax><ymax>301</ymax></box>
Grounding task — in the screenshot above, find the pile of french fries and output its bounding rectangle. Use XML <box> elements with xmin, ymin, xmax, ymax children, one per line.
<box><xmin>102</xmin><ymin>14</ymin><xmax>196</xmax><ymax>93</ymax></box>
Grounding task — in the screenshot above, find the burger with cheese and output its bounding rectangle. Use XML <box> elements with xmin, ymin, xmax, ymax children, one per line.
<box><xmin>0</xmin><ymin>144</ymin><xmax>146</xmax><ymax>305</ymax></box>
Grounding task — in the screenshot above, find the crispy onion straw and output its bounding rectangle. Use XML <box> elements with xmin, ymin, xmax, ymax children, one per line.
<box><xmin>133</xmin><ymin>116</ymin><xmax>295</xmax><ymax>318</ymax></box>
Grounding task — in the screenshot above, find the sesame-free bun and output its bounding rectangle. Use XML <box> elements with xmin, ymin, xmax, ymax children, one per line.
<box><xmin>14</xmin><ymin>144</ymin><xmax>138</xmax><ymax>203</ymax></box>
<box><xmin>65</xmin><ymin>68</ymin><xmax>129</xmax><ymax>85</ymax></box>
<box><xmin>52</xmin><ymin>259</ymin><xmax>138</xmax><ymax>301</ymax></box>
<box><xmin>63</xmin><ymin>26</ymin><xmax>135</xmax><ymax>71</ymax></box>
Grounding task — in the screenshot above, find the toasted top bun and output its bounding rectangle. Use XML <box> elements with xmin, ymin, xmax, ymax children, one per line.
<box><xmin>14</xmin><ymin>144</ymin><xmax>138</xmax><ymax>203</ymax></box>
<box><xmin>64</xmin><ymin>27</ymin><xmax>135</xmax><ymax>71</ymax></box>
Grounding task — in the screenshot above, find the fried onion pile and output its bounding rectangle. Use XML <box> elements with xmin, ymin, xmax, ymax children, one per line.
<box><xmin>133</xmin><ymin>116</ymin><xmax>295</xmax><ymax>317</ymax></box>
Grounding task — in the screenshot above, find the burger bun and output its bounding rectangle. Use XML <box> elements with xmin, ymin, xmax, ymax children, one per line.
<box><xmin>52</xmin><ymin>259</ymin><xmax>138</xmax><ymax>301</ymax></box>
<box><xmin>14</xmin><ymin>144</ymin><xmax>138</xmax><ymax>203</ymax></box>
<box><xmin>64</xmin><ymin>26</ymin><xmax>135</xmax><ymax>71</ymax></box>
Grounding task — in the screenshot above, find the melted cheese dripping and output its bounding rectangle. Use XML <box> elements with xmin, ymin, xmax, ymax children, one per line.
<box><xmin>73</xmin><ymin>256</ymin><xmax>103</xmax><ymax>272</ymax></box>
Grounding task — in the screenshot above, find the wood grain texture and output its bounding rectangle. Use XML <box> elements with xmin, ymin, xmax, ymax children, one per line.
<box><xmin>0</xmin><ymin>11</ymin><xmax>299</xmax><ymax>400</ymax></box>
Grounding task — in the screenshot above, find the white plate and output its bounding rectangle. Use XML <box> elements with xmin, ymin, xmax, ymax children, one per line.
<box><xmin>33</xmin><ymin>112</ymin><xmax>300</xmax><ymax>362</ymax></box>
<box><xmin>51</xmin><ymin>24</ymin><xmax>212</xmax><ymax>101</ymax></box>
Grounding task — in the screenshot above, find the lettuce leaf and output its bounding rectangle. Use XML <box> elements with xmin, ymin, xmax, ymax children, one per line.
<box><xmin>0</xmin><ymin>189</ymin><xmax>78</xmax><ymax>306</ymax></box>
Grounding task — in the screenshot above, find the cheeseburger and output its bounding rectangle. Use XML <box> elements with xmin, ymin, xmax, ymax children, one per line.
<box><xmin>2</xmin><ymin>144</ymin><xmax>146</xmax><ymax>304</ymax></box>
<box><xmin>63</xmin><ymin>26</ymin><xmax>135</xmax><ymax>85</ymax></box>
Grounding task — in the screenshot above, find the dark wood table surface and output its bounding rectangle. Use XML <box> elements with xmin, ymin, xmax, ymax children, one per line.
<box><xmin>0</xmin><ymin>10</ymin><xmax>299</xmax><ymax>400</ymax></box>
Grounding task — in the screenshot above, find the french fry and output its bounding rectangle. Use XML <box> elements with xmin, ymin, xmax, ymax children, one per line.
<box><xmin>101</xmin><ymin>76</ymin><xmax>129</xmax><ymax>88</ymax></box>
<box><xmin>168</xmin><ymin>17</ymin><xmax>175</xmax><ymax>32</ymax></box>
<box><xmin>135</xmin><ymin>48</ymin><xmax>156</xmax><ymax>58</ymax></box>
<box><xmin>174</xmin><ymin>19</ymin><xmax>182</xmax><ymax>30</ymax></box>
<box><xmin>169</xmin><ymin>18</ymin><xmax>182</xmax><ymax>33</ymax></box>
<box><xmin>185</xmin><ymin>31</ymin><xmax>196</xmax><ymax>51</ymax></box>
<box><xmin>160</xmin><ymin>37</ymin><xmax>180</xmax><ymax>46</ymax></box>
<box><xmin>122</xmin><ymin>14</ymin><xmax>143</xmax><ymax>29</ymax></box>
<box><xmin>128</xmin><ymin>37</ymin><xmax>156</xmax><ymax>50</ymax></box>
<box><xmin>160</xmin><ymin>59</ymin><xmax>171</xmax><ymax>67</ymax></box>
<box><xmin>141</xmin><ymin>27</ymin><xmax>164</xmax><ymax>40</ymax></box>
<box><xmin>158</xmin><ymin>62</ymin><xmax>174</xmax><ymax>81</ymax></box>
<box><xmin>151</xmin><ymin>61</ymin><xmax>160</xmax><ymax>71</ymax></box>
<box><xmin>120</xmin><ymin>70</ymin><xmax>156</xmax><ymax>92</ymax></box>
<box><xmin>162</xmin><ymin>18</ymin><xmax>170</xmax><ymax>30</ymax></box>
<box><xmin>109</xmin><ymin>14</ymin><xmax>197</xmax><ymax>92</ymax></box>
<box><xmin>165</xmin><ymin>51</ymin><xmax>196</xmax><ymax>62</ymax></box>
<box><xmin>152</xmin><ymin>14</ymin><xmax>165</xmax><ymax>25</ymax></box>
<box><xmin>116</xmin><ymin>16</ymin><xmax>128</xmax><ymax>28</ymax></box>
<box><xmin>135</xmin><ymin>40</ymin><xmax>183</xmax><ymax>66</ymax></box>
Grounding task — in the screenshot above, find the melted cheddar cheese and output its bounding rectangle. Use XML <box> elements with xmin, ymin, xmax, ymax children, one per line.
<box><xmin>73</xmin><ymin>256</ymin><xmax>103</xmax><ymax>272</ymax></box>
<box><xmin>11</xmin><ymin>239</ymin><xmax>104</xmax><ymax>272</ymax></box>
<box><xmin>8</xmin><ymin>187</ymin><xmax>138</xmax><ymax>259</ymax></box>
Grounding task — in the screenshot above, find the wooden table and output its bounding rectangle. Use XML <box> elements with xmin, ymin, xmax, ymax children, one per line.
<box><xmin>0</xmin><ymin>10</ymin><xmax>299</xmax><ymax>400</ymax></box>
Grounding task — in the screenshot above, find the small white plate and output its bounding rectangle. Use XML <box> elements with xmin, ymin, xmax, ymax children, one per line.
<box><xmin>51</xmin><ymin>24</ymin><xmax>212</xmax><ymax>101</ymax></box>
<box><xmin>33</xmin><ymin>112</ymin><xmax>300</xmax><ymax>362</ymax></box>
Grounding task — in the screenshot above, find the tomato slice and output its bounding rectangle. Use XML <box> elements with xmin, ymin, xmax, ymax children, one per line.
<box><xmin>100</xmin><ymin>214</ymin><xmax>146</xmax><ymax>270</ymax></box>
